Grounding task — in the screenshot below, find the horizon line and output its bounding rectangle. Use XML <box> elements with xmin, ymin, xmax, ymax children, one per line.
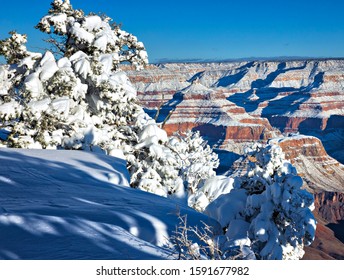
<box><xmin>151</xmin><ymin>56</ymin><xmax>344</xmax><ymax>64</ymax></box>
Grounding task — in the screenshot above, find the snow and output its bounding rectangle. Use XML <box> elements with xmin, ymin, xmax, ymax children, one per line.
<box><xmin>39</xmin><ymin>51</ymin><xmax>59</xmax><ymax>81</ymax></box>
<box><xmin>83</xmin><ymin>15</ymin><xmax>102</xmax><ymax>31</ymax></box>
<box><xmin>109</xmin><ymin>71</ymin><xmax>137</xmax><ymax>99</ymax></box>
<box><xmin>24</xmin><ymin>73</ymin><xmax>44</xmax><ymax>99</ymax></box>
<box><xmin>98</xmin><ymin>54</ymin><xmax>113</xmax><ymax>75</ymax></box>
<box><xmin>51</xmin><ymin>97</ymin><xmax>70</xmax><ymax>117</ymax></box>
<box><xmin>0</xmin><ymin>148</ymin><xmax>219</xmax><ymax>260</ymax></box>
<box><xmin>205</xmin><ymin>144</ymin><xmax>316</xmax><ymax>260</ymax></box>
<box><xmin>93</xmin><ymin>35</ymin><xmax>108</xmax><ymax>52</ymax></box>
<box><xmin>57</xmin><ymin>57</ymin><xmax>72</xmax><ymax>68</ymax></box>
<box><xmin>70</xmin><ymin>51</ymin><xmax>91</xmax><ymax>79</ymax></box>
<box><xmin>39</xmin><ymin>51</ymin><xmax>55</xmax><ymax>67</ymax></box>
<box><xmin>28</xmin><ymin>98</ymin><xmax>50</xmax><ymax>115</ymax></box>
<box><xmin>270</xmin><ymin>134</ymin><xmax>317</xmax><ymax>143</ymax></box>
<box><xmin>188</xmin><ymin>176</ymin><xmax>234</xmax><ymax>212</ymax></box>
<box><xmin>205</xmin><ymin>188</ymin><xmax>248</xmax><ymax>228</ymax></box>
<box><xmin>0</xmin><ymin>100</ymin><xmax>20</xmax><ymax>119</ymax></box>
<box><xmin>71</xmin><ymin>22</ymin><xmax>95</xmax><ymax>44</ymax></box>
<box><xmin>138</xmin><ymin>123</ymin><xmax>168</xmax><ymax>145</ymax></box>
<box><xmin>0</xmin><ymin>67</ymin><xmax>10</xmax><ymax>96</ymax></box>
<box><xmin>225</xmin><ymin>219</ymin><xmax>251</xmax><ymax>247</ymax></box>
<box><xmin>42</xmin><ymin>13</ymin><xmax>68</xmax><ymax>34</ymax></box>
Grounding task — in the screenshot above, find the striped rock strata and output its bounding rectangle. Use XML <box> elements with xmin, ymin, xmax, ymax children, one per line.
<box><xmin>126</xmin><ymin>59</ymin><xmax>344</xmax><ymax>162</ymax></box>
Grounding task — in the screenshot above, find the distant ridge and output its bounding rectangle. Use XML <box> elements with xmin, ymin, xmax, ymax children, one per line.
<box><xmin>153</xmin><ymin>56</ymin><xmax>344</xmax><ymax>64</ymax></box>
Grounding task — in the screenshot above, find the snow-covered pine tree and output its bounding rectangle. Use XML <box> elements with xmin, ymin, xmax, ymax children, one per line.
<box><xmin>0</xmin><ymin>0</ymin><xmax>219</xmax><ymax>203</ymax></box>
<box><xmin>0</xmin><ymin>0</ymin><xmax>148</xmax><ymax>151</ymax></box>
<box><xmin>168</xmin><ymin>131</ymin><xmax>219</xmax><ymax>193</ymax></box>
<box><xmin>167</xmin><ymin>130</ymin><xmax>222</xmax><ymax>209</ymax></box>
<box><xmin>205</xmin><ymin>143</ymin><xmax>316</xmax><ymax>260</ymax></box>
<box><xmin>128</xmin><ymin>112</ymin><xmax>185</xmax><ymax>198</ymax></box>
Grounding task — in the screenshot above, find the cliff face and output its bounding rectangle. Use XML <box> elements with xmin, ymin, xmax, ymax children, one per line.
<box><xmin>314</xmin><ymin>192</ymin><xmax>344</xmax><ymax>223</ymax></box>
<box><xmin>159</xmin><ymin>82</ymin><xmax>277</xmax><ymax>146</ymax></box>
<box><xmin>303</xmin><ymin>222</ymin><xmax>344</xmax><ymax>260</ymax></box>
<box><xmin>275</xmin><ymin>136</ymin><xmax>344</xmax><ymax>259</ymax></box>
<box><xmin>127</xmin><ymin>59</ymin><xmax>344</xmax><ymax>162</ymax></box>
<box><xmin>303</xmin><ymin>192</ymin><xmax>344</xmax><ymax>260</ymax></box>
<box><xmin>270</xmin><ymin>135</ymin><xmax>344</xmax><ymax>193</ymax></box>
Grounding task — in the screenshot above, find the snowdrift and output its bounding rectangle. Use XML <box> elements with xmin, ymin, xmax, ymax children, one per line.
<box><xmin>0</xmin><ymin>148</ymin><xmax>219</xmax><ymax>259</ymax></box>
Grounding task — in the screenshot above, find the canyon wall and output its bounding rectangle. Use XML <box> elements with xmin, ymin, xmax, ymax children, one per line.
<box><xmin>126</xmin><ymin>60</ymin><xmax>344</xmax><ymax>259</ymax></box>
<box><xmin>127</xmin><ymin>59</ymin><xmax>344</xmax><ymax>162</ymax></box>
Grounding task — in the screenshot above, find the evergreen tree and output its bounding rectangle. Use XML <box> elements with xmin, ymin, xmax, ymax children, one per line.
<box><xmin>205</xmin><ymin>143</ymin><xmax>316</xmax><ymax>260</ymax></box>
<box><xmin>0</xmin><ymin>0</ymin><xmax>218</xmax><ymax>202</ymax></box>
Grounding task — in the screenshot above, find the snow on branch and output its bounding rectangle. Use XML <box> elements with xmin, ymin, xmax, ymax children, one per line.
<box><xmin>36</xmin><ymin>0</ymin><xmax>148</xmax><ymax>70</ymax></box>
<box><xmin>205</xmin><ymin>143</ymin><xmax>316</xmax><ymax>260</ymax></box>
<box><xmin>0</xmin><ymin>32</ymin><xmax>29</xmax><ymax>64</ymax></box>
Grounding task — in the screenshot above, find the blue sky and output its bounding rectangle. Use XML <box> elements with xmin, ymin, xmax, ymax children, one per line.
<box><xmin>1</xmin><ymin>0</ymin><xmax>343</xmax><ymax>63</ymax></box>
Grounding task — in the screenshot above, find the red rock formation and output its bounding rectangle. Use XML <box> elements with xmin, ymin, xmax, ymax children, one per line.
<box><xmin>273</xmin><ymin>135</ymin><xmax>328</xmax><ymax>162</ymax></box>
<box><xmin>314</xmin><ymin>192</ymin><xmax>344</xmax><ymax>223</ymax></box>
<box><xmin>303</xmin><ymin>193</ymin><xmax>344</xmax><ymax>260</ymax></box>
<box><xmin>270</xmin><ymin>135</ymin><xmax>344</xmax><ymax>193</ymax></box>
<box><xmin>158</xmin><ymin>82</ymin><xmax>277</xmax><ymax>145</ymax></box>
<box><xmin>303</xmin><ymin>222</ymin><xmax>344</xmax><ymax>260</ymax></box>
<box><xmin>271</xmin><ymin>135</ymin><xmax>344</xmax><ymax>260</ymax></box>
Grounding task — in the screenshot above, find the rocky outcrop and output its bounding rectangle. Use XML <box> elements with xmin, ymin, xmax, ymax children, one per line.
<box><xmin>303</xmin><ymin>192</ymin><xmax>344</xmax><ymax>260</ymax></box>
<box><xmin>272</xmin><ymin>135</ymin><xmax>344</xmax><ymax>260</ymax></box>
<box><xmin>314</xmin><ymin>192</ymin><xmax>344</xmax><ymax>223</ymax></box>
<box><xmin>272</xmin><ymin>135</ymin><xmax>328</xmax><ymax>161</ymax></box>
<box><xmin>270</xmin><ymin>135</ymin><xmax>344</xmax><ymax>193</ymax></box>
<box><xmin>303</xmin><ymin>222</ymin><xmax>344</xmax><ymax>260</ymax></box>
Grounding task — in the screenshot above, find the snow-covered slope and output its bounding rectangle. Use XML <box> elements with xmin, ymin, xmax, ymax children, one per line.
<box><xmin>0</xmin><ymin>148</ymin><xmax>219</xmax><ymax>260</ymax></box>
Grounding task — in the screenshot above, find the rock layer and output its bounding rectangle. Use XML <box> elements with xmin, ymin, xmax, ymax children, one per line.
<box><xmin>303</xmin><ymin>192</ymin><xmax>344</xmax><ymax>260</ymax></box>
<box><xmin>314</xmin><ymin>192</ymin><xmax>344</xmax><ymax>223</ymax></box>
<box><xmin>126</xmin><ymin>59</ymin><xmax>344</xmax><ymax>162</ymax></box>
<box><xmin>160</xmin><ymin>82</ymin><xmax>277</xmax><ymax>146</ymax></box>
<box><xmin>270</xmin><ymin>135</ymin><xmax>344</xmax><ymax>193</ymax></box>
<box><xmin>303</xmin><ymin>221</ymin><xmax>344</xmax><ymax>260</ymax></box>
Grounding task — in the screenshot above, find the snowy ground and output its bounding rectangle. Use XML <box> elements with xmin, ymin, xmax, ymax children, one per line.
<box><xmin>0</xmin><ymin>148</ymin><xmax>219</xmax><ymax>260</ymax></box>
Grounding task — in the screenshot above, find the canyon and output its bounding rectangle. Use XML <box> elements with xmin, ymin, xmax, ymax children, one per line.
<box><xmin>127</xmin><ymin>60</ymin><xmax>344</xmax><ymax>158</ymax></box>
<box><xmin>126</xmin><ymin>59</ymin><xmax>344</xmax><ymax>259</ymax></box>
